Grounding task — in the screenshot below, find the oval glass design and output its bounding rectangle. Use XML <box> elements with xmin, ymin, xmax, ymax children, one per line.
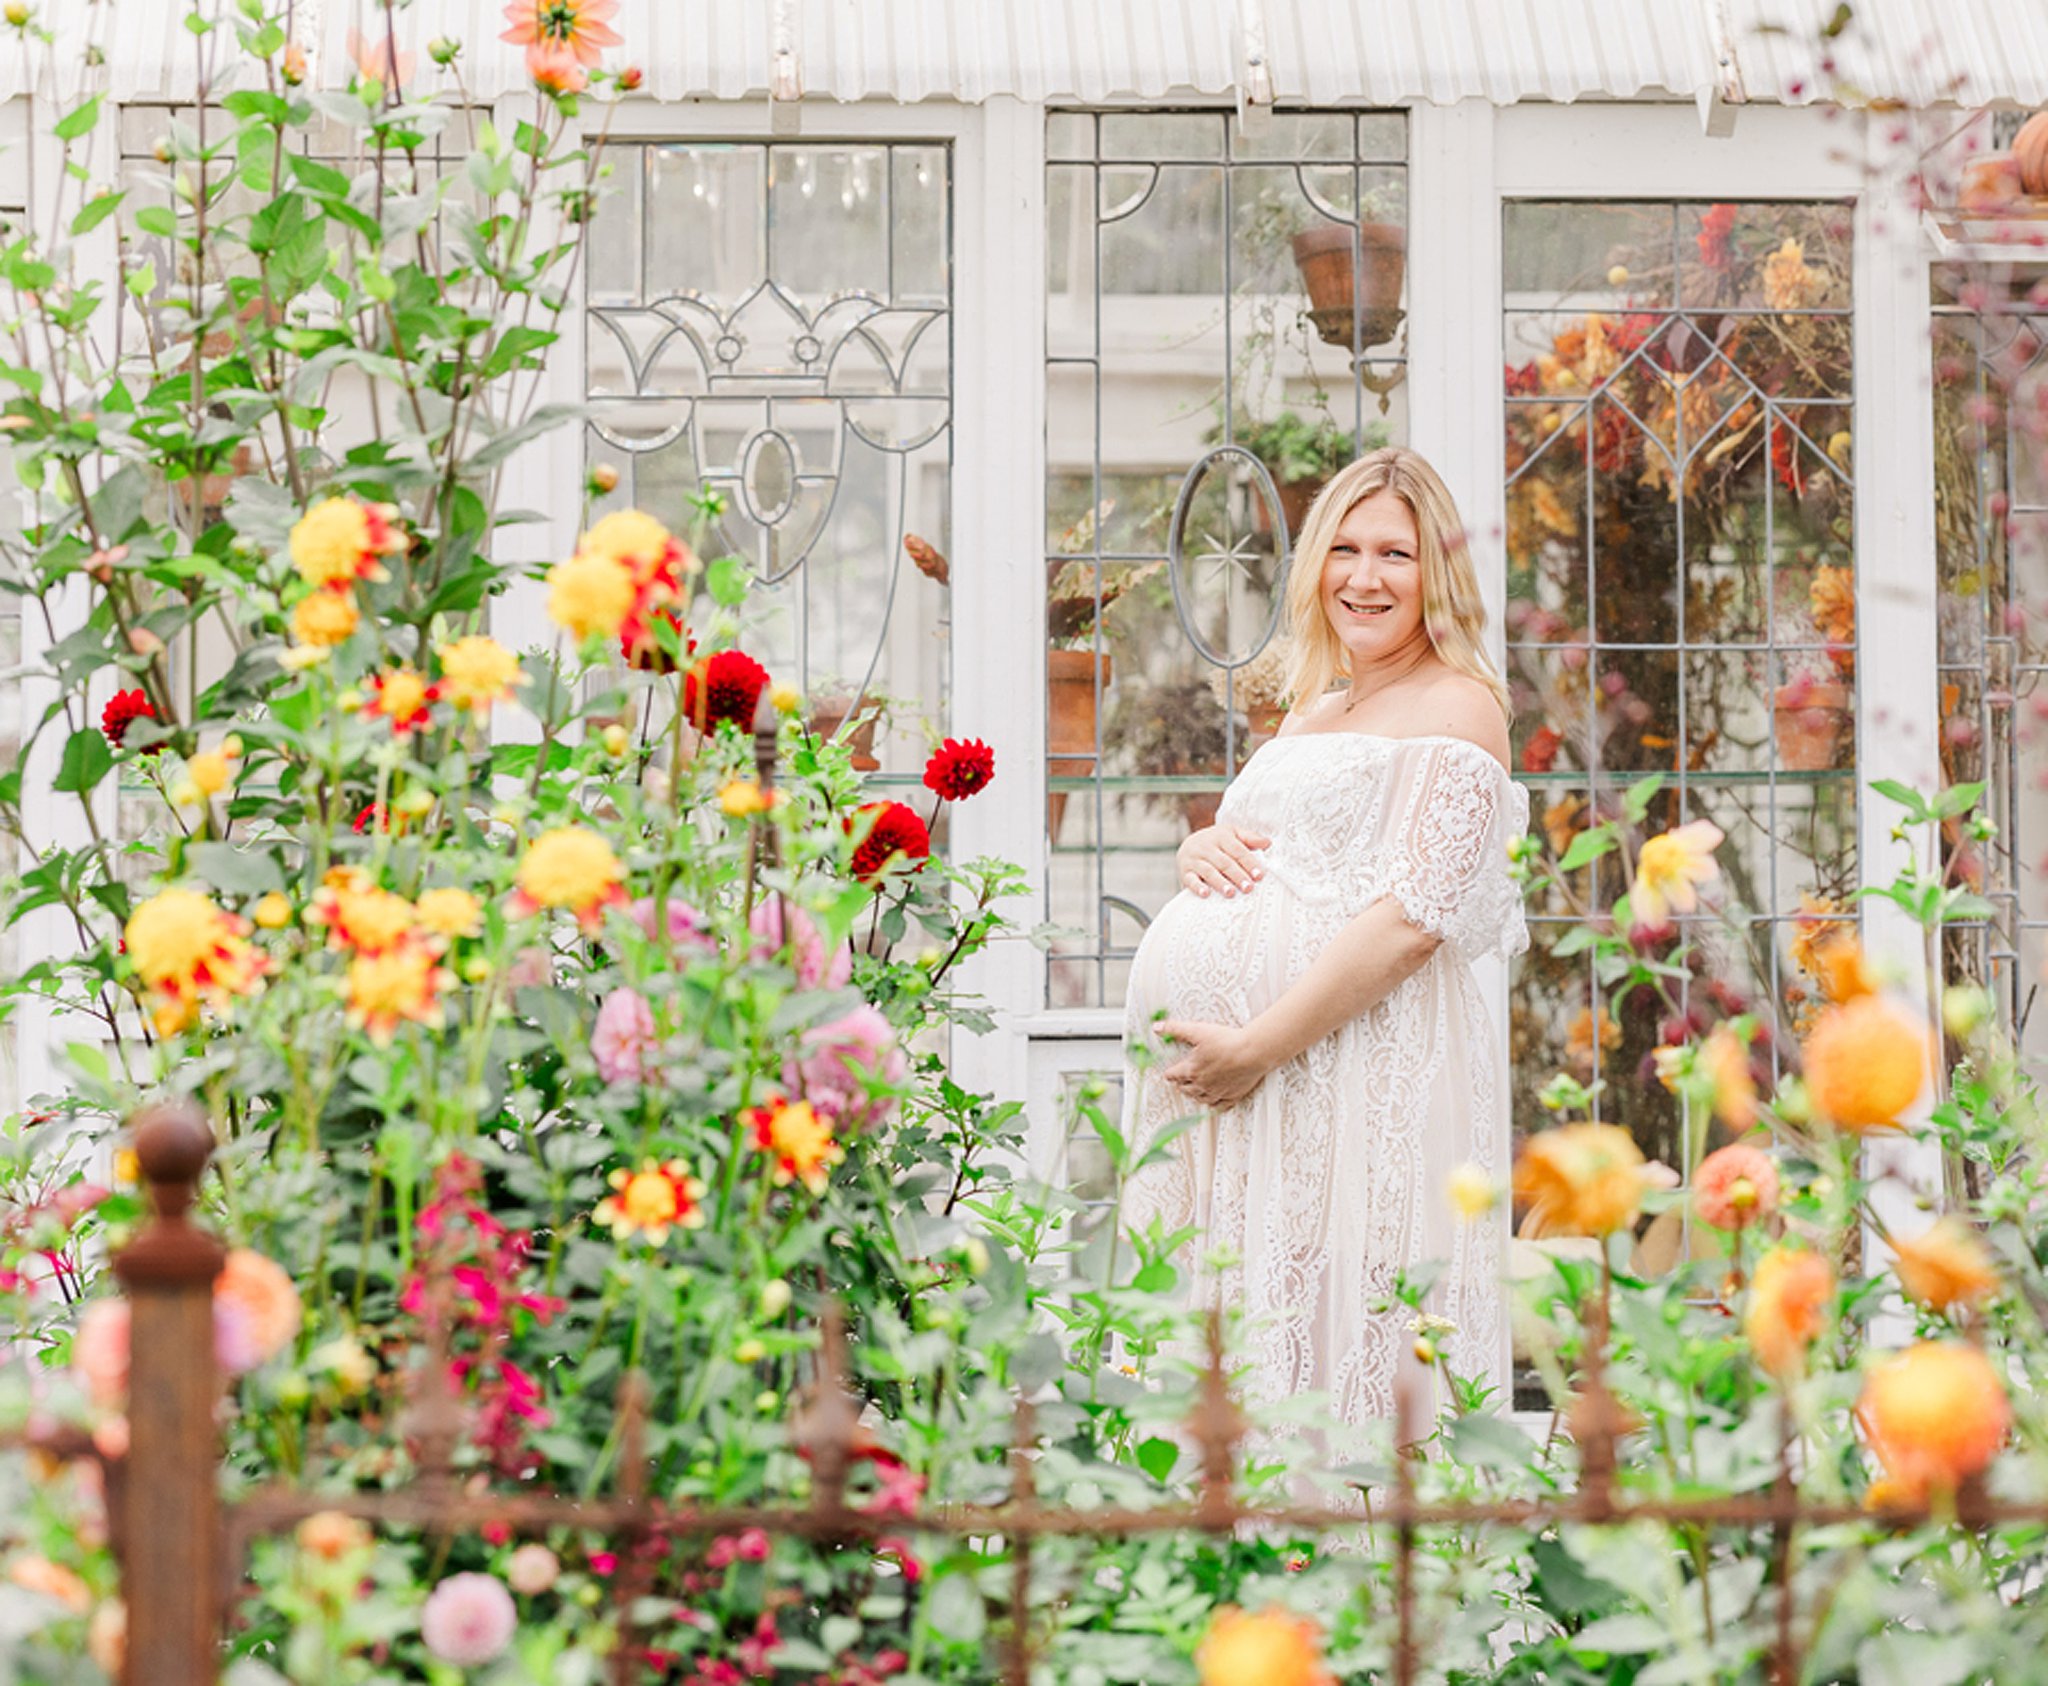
<box><xmin>1166</xmin><ymin>445</ymin><xmax>1292</xmax><ymax>671</ymax></box>
<box><xmin>739</xmin><ymin>429</ymin><xmax>798</xmax><ymax>526</ymax></box>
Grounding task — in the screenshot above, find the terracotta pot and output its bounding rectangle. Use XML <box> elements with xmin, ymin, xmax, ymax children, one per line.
<box><xmin>1773</xmin><ymin>681</ymin><xmax>1850</xmax><ymax>771</ymax></box>
<box><xmin>1247</xmin><ymin>700</ymin><xmax>1289</xmax><ymax>742</ymax></box>
<box><xmin>1252</xmin><ymin>474</ymin><xmax>1325</xmax><ymax>537</ymax></box>
<box><xmin>811</xmin><ymin>695</ymin><xmax>880</xmax><ymax>772</ymax></box>
<box><xmin>1291</xmin><ymin>221</ymin><xmax>1406</xmax><ymax>351</ymax></box>
<box><xmin>1047</xmin><ymin>647</ymin><xmax>1110</xmax><ymax>839</ymax></box>
<box><xmin>1181</xmin><ymin>790</ymin><xmax>1223</xmax><ymax>833</ymax></box>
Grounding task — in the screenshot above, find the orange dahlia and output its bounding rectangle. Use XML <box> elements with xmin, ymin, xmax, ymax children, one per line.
<box><xmin>345</xmin><ymin>940</ymin><xmax>453</xmax><ymax>1045</ymax></box>
<box><xmin>1692</xmin><ymin>1142</ymin><xmax>1777</xmax><ymax>1231</ymax></box>
<box><xmin>1743</xmin><ymin>1245</ymin><xmax>1834</xmax><ymax>1380</ymax></box>
<box><xmin>1512</xmin><ymin>1123</ymin><xmax>1648</xmax><ymax>1238</ymax></box>
<box><xmin>307</xmin><ymin>868</ymin><xmax>417</xmax><ymax>955</ymax></box>
<box><xmin>1195</xmin><ymin>1605</ymin><xmax>1333</xmax><ymax>1686</ymax></box>
<box><xmin>1628</xmin><ymin>819</ymin><xmax>1723</xmax><ymax>931</ymax></box>
<box><xmin>747</xmin><ymin>1098</ymin><xmax>844</xmax><ymax>1195</ymax></box>
<box><xmin>1887</xmin><ymin>1217</ymin><xmax>2001</xmax><ymax>1314</ymax></box>
<box><xmin>593</xmin><ymin>1160</ymin><xmax>706</xmax><ymax>1245</ymax></box>
<box><xmin>1857</xmin><ymin>1341</ymin><xmax>2010</xmax><ymax>1503</ymax></box>
<box><xmin>1803</xmin><ymin>995</ymin><xmax>1924</xmax><ymax>1131</ymax></box>
<box><xmin>510</xmin><ymin>826</ymin><xmax>627</xmax><ymax>930</ymax></box>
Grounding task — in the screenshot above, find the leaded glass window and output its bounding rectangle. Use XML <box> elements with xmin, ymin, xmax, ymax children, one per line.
<box><xmin>1044</xmin><ymin>109</ymin><xmax>1408</xmax><ymax>1008</ymax></box>
<box><xmin>1933</xmin><ymin>265</ymin><xmax>2048</xmax><ymax>1070</ymax></box>
<box><xmin>1504</xmin><ymin>200</ymin><xmax>1856</xmax><ymax>1170</ymax></box>
<box><xmin>584</xmin><ymin>143</ymin><xmax>952</xmax><ymax>779</ymax></box>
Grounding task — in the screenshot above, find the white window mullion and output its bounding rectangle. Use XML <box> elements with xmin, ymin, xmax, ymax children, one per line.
<box><xmin>947</xmin><ymin>95</ymin><xmax>1047</xmax><ymax>1137</ymax></box>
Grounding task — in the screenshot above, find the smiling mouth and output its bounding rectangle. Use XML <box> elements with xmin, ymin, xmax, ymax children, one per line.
<box><xmin>1337</xmin><ymin>597</ymin><xmax>1393</xmax><ymax>617</ymax></box>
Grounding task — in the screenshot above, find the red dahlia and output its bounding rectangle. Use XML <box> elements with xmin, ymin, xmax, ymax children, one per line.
<box><xmin>923</xmin><ymin>737</ymin><xmax>995</xmax><ymax>802</ymax></box>
<box><xmin>102</xmin><ymin>688</ymin><xmax>162</xmax><ymax>752</ymax></box>
<box><xmin>620</xmin><ymin>604</ymin><xmax>696</xmax><ymax>674</ymax></box>
<box><xmin>683</xmin><ymin>649</ymin><xmax>771</xmax><ymax>734</ymax></box>
<box><xmin>847</xmin><ymin>801</ymin><xmax>930</xmax><ymax>885</ymax></box>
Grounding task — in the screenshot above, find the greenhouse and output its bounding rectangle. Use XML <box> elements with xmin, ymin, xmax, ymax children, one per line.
<box><xmin>1</xmin><ymin>0</ymin><xmax>2048</xmax><ymax>1680</ymax></box>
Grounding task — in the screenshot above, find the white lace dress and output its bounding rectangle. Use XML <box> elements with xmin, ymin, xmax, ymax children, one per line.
<box><xmin>1121</xmin><ymin>732</ymin><xmax>1530</xmax><ymax>1430</ymax></box>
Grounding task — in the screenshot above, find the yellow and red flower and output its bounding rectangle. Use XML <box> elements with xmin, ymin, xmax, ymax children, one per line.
<box><xmin>307</xmin><ymin>868</ymin><xmax>417</xmax><ymax>955</ymax></box>
<box><xmin>546</xmin><ymin>548</ymin><xmax>637</xmax><ymax>642</ymax></box>
<box><xmin>1512</xmin><ymin>1123</ymin><xmax>1648</xmax><ymax>1238</ymax></box>
<box><xmin>1743</xmin><ymin>1245</ymin><xmax>1834</xmax><ymax>1381</ymax></box>
<box><xmin>363</xmin><ymin>666</ymin><xmax>440</xmax><ymax>735</ymax></box>
<box><xmin>1195</xmin><ymin>1605</ymin><xmax>1333</xmax><ymax>1686</ymax></box>
<box><xmin>593</xmin><ymin>1159</ymin><xmax>706</xmax><ymax>1245</ymax></box>
<box><xmin>510</xmin><ymin>826</ymin><xmax>627</xmax><ymax>929</ymax></box>
<box><xmin>345</xmin><ymin>939</ymin><xmax>453</xmax><ymax>1045</ymax></box>
<box><xmin>415</xmin><ymin>887</ymin><xmax>485</xmax><ymax>941</ymax></box>
<box><xmin>747</xmin><ymin>1097</ymin><xmax>844</xmax><ymax>1195</ymax></box>
<box><xmin>1857</xmin><ymin>1340</ymin><xmax>2010</xmax><ymax>1505</ymax></box>
<box><xmin>289</xmin><ymin>496</ymin><xmax>405</xmax><ymax>592</ymax></box>
<box><xmin>289</xmin><ymin>588</ymin><xmax>361</xmax><ymax>650</ymax></box>
<box><xmin>435</xmin><ymin>635</ymin><xmax>528</xmax><ymax>719</ymax></box>
<box><xmin>1628</xmin><ymin>819</ymin><xmax>1723</xmax><ymax>932</ymax></box>
<box><xmin>123</xmin><ymin>888</ymin><xmax>272</xmax><ymax>1035</ymax></box>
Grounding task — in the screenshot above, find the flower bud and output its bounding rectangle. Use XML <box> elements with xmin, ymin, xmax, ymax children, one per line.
<box><xmin>754</xmin><ymin>1389</ymin><xmax>779</xmax><ymax>1413</ymax></box>
<box><xmin>221</xmin><ymin>734</ymin><xmax>243</xmax><ymax>759</ymax></box>
<box><xmin>396</xmin><ymin>787</ymin><xmax>435</xmax><ymax>818</ymax></box>
<box><xmin>428</xmin><ymin>35</ymin><xmax>460</xmax><ymax>64</ymax></box>
<box><xmin>759</xmin><ymin>1278</ymin><xmax>792</xmax><ymax>1318</ymax></box>
<box><xmin>588</xmin><ymin>462</ymin><xmax>619</xmax><ymax>495</ymax></box>
<box><xmin>5</xmin><ymin>2</ymin><xmax>35</xmax><ymax>27</ymax></box>
<box><xmin>601</xmin><ymin>723</ymin><xmax>630</xmax><ymax>757</ymax></box>
<box><xmin>1606</xmin><ymin>264</ymin><xmax>1629</xmax><ymax>286</ymax></box>
<box><xmin>618</xmin><ymin>64</ymin><xmax>644</xmax><ymax>91</ymax></box>
<box><xmin>252</xmin><ymin>892</ymin><xmax>292</xmax><ymax>930</ymax></box>
<box><xmin>127</xmin><ymin>627</ymin><xmax>163</xmax><ymax>657</ymax></box>
<box><xmin>734</xmin><ymin>1337</ymin><xmax>766</xmax><ymax>1365</ymax></box>
<box><xmin>1412</xmin><ymin>1337</ymin><xmax>1436</xmax><ymax>1365</ymax></box>
<box><xmin>770</xmin><ymin>682</ymin><xmax>801</xmax><ymax>716</ymax></box>
<box><xmin>462</xmin><ymin>957</ymin><xmax>493</xmax><ymax>984</ymax></box>
<box><xmin>1943</xmin><ymin>984</ymin><xmax>1991</xmax><ymax>1040</ymax></box>
<box><xmin>963</xmin><ymin>1237</ymin><xmax>990</xmax><ymax>1275</ymax></box>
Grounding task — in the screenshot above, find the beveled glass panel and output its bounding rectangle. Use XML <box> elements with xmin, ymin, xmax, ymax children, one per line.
<box><xmin>768</xmin><ymin>146</ymin><xmax>889</xmax><ymax>302</ymax></box>
<box><xmin>1101</xmin><ymin>111</ymin><xmax>1224</xmax><ymax>162</ymax></box>
<box><xmin>648</xmin><ymin>145</ymin><xmax>768</xmax><ymax>301</ymax></box>
<box><xmin>1504</xmin><ymin>202</ymin><xmax>1677</xmax><ymax>306</ymax></box>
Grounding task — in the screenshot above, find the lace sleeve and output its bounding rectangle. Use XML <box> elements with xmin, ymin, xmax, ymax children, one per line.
<box><xmin>1372</xmin><ymin>740</ymin><xmax>1530</xmax><ymax>962</ymax></box>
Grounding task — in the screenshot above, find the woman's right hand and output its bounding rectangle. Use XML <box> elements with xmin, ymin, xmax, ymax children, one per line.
<box><xmin>1176</xmin><ymin>822</ymin><xmax>1271</xmax><ymax>899</ymax></box>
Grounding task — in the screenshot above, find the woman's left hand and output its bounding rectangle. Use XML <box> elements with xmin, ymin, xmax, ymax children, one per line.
<box><xmin>1156</xmin><ymin>1019</ymin><xmax>1268</xmax><ymax>1109</ymax></box>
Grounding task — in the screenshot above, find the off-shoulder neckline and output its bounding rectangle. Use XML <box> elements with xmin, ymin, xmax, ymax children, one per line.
<box><xmin>1264</xmin><ymin>730</ymin><xmax>1514</xmax><ymax>775</ymax></box>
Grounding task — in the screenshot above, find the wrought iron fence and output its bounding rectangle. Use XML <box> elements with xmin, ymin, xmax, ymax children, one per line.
<box><xmin>18</xmin><ymin>1100</ymin><xmax>2034</xmax><ymax>1686</ymax></box>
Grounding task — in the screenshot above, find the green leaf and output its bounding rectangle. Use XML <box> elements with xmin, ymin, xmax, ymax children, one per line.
<box><xmin>1557</xmin><ymin>824</ymin><xmax>1616</xmax><ymax>873</ymax></box>
<box><xmin>1133</xmin><ymin>1436</ymin><xmax>1178</xmax><ymax>1482</ymax></box>
<box><xmin>1932</xmin><ymin>779</ymin><xmax>1985</xmax><ymax>820</ymax></box>
<box><xmin>1869</xmin><ymin>777</ymin><xmax>1931</xmax><ymax>821</ymax></box>
<box><xmin>53</xmin><ymin>727</ymin><xmax>113</xmax><ymax>795</ymax></box>
<box><xmin>706</xmin><ymin>555</ymin><xmax>751</xmax><ymax>608</ymax></box>
<box><xmin>1445</xmin><ymin>1413</ymin><xmax>1538</xmax><ymax>1473</ymax></box>
<box><xmin>70</xmin><ymin>191</ymin><xmax>124</xmax><ymax>236</ymax></box>
<box><xmin>133</xmin><ymin>205</ymin><xmax>179</xmax><ymax>239</ymax></box>
<box><xmin>1621</xmin><ymin>771</ymin><xmax>1664</xmax><ymax>823</ymax></box>
<box><xmin>1568</xmin><ymin>1613</ymin><xmax>1668</xmax><ymax>1656</ymax></box>
<box><xmin>188</xmin><ymin>842</ymin><xmax>284</xmax><ymax>898</ymax></box>
<box><xmin>53</xmin><ymin>95</ymin><xmax>103</xmax><ymax>143</ymax></box>
<box><xmin>921</xmin><ymin>1573</ymin><xmax>987</xmax><ymax>1646</ymax></box>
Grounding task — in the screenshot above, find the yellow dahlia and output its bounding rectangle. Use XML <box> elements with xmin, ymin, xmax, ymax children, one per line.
<box><xmin>363</xmin><ymin>666</ymin><xmax>438</xmax><ymax>734</ymax></box>
<box><xmin>415</xmin><ymin>887</ymin><xmax>484</xmax><ymax>940</ymax></box>
<box><xmin>511</xmin><ymin>826</ymin><xmax>627</xmax><ymax>929</ymax></box>
<box><xmin>1629</xmin><ymin>819</ymin><xmax>1724</xmax><ymax>931</ymax></box>
<box><xmin>436</xmin><ymin>634</ymin><xmax>528</xmax><ymax>718</ymax></box>
<box><xmin>545</xmin><ymin>548</ymin><xmax>636</xmax><ymax>641</ymax></box>
<box><xmin>289</xmin><ymin>589</ymin><xmax>360</xmax><ymax>648</ymax></box>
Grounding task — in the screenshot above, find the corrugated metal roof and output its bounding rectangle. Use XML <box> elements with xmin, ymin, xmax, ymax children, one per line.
<box><xmin>10</xmin><ymin>0</ymin><xmax>2047</xmax><ymax>107</ymax></box>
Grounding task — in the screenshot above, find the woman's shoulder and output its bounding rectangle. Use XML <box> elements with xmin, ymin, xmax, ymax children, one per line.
<box><xmin>1396</xmin><ymin>673</ymin><xmax>1511</xmax><ymax>772</ymax></box>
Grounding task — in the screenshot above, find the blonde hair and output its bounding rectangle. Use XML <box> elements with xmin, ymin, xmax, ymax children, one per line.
<box><xmin>1279</xmin><ymin>446</ymin><xmax>1509</xmax><ymax>720</ymax></box>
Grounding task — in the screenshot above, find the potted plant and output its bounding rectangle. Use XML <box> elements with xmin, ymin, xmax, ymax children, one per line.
<box><xmin>809</xmin><ymin>686</ymin><xmax>884</xmax><ymax>772</ymax></box>
<box><xmin>1290</xmin><ymin>183</ymin><xmax>1408</xmax><ymax>353</ymax></box>
<box><xmin>1113</xmin><ymin>675</ymin><xmax>1234</xmax><ymax>833</ymax></box>
<box><xmin>1213</xmin><ymin>407</ymin><xmax>1387</xmax><ymax>536</ymax></box>
<box><xmin>1208</xmin><ymin>638</ymin><xmax>1293</xmax><ymax>742</ymax></box>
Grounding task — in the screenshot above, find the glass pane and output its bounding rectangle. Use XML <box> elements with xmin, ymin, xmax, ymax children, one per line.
<box><xmin>1044</xmin><ymin>108</ymin><xmax>1409</xmax><ymax>1008</ymax></box>
<box><xmin>1506</xmin><ymin>200</ymin><xmax>1855</xmax><ymax>1161</ymax></box>
<box><xmin>586</xmin><ymin>143</ymin><xmax>952</xmax><ymax>781</ymax></box>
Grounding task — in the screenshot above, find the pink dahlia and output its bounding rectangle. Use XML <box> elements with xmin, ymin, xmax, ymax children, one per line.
<box><xmin>750</xmin><ymin>899</ymin><xmax>852</xmax><ymax>991</ymax></box>
<box><xmin>421</xmin><ymin>1572</ymin><xmax>516</xmax><ymax>1666</ymax></box>
<box><xmin>795</xmin><ymin>1004</ymin><xmax>907</xmax><ymax>1129</ymax></box>
<box><xmin>591</xmin><ymin>987</ymin><xmax>657</xmax><ymax>1085</ymax></box>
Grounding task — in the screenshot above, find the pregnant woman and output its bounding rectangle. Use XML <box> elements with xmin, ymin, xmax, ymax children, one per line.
<box><xmin>1121</xmin><ymin>446</ymin><xmax>1528</xmax><ymax>1434</ymax></box>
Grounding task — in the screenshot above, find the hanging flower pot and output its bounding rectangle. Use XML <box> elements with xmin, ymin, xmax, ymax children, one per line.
<box><xmin>1774</xmin><ymin>681</ymin><xmax>1851</xmax><ymax>771</ymax></box>
<box><xmin>1291</xmin><ymin>222</ymin><xmax>1406</xmax><ymax>352</ymax></box>
<box><xmin>1047</xmin><ymin>647</ymin><xmax>1110</xmax><ymax>839</ymax></box>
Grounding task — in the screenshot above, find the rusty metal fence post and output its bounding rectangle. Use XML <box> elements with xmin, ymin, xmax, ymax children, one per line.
<box><xmin>112</xmin><ymin>1099</ymin><xmax>225</xmax><ymax>1686</ymax></box>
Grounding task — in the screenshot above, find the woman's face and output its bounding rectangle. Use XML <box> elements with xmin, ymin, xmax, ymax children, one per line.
<box><xmin>1318</xmin><ymin>490</ymin><xmax>1426</xmax><ymax>667</ymax></box>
